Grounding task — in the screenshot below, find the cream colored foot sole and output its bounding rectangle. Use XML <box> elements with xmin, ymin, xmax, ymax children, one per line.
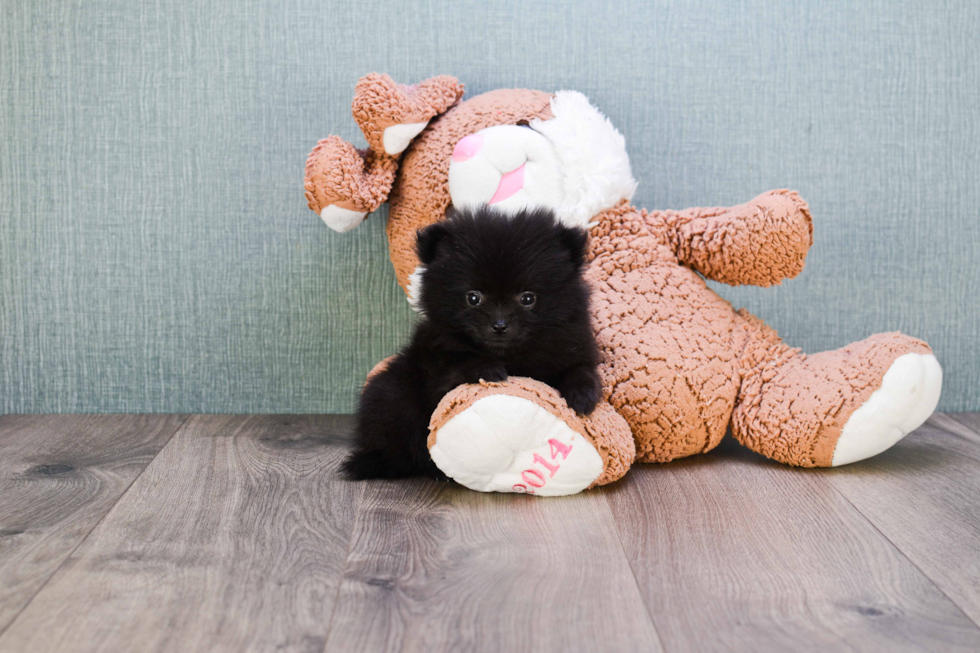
<box><xmin>429</xmin><ymin>394</ymin><xmax>603</xmax><ymax>496</ymax></box>
<box><xmin>832</xmin><ymin>353</ymin><xmax>943</xmax><ymax>466</ymax></box>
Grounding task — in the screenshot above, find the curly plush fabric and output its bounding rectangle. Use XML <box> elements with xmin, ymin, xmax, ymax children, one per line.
<box><xmin>303</xmin><ymin>137</ymin><xmax>398</xmax><ymax>214</ymax></box>
<box><xmin>427</xmin><ymin>377</ymin><xmax>636</xmax><ymax>489</ymax></box>
<box><xmin>304</xmin><ymin>74</ymin><xmax>941</xmax><ymax>488</ymax></box>
<box><xmin>351</xmin><ymin>73</ymin><xmax>464</xmax><ymax>155</ymax></box>
<box><xmin>730</xmin><ymin>321</ymin><xmax>932</xmax><ymax>466</ymax></box>
<box><xmin>585</xmin><ymin>192</ymin><xmax>817</xmax><ymax>463</ymax></box>
<box><xmin>386</xmin><ymin>89</ymin><xmax>554</xmax><ymax>291</ymax></box>
<box><xmin>304</xmin><ymin>74</ymin><xmax>465</xmax><ymax>216</ymax></box>
<box><xmin>663</xmin><ymin>190</ymin><xmax>814</xmax><ymax>287</ymax></box>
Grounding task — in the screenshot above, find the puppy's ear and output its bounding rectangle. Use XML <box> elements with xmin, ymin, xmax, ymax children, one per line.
<box><xmin>416</xmin><ymin>222</ymin><xmax>452</xmax><ymax>265</ymax></box>
<box><xmin>558</xmin><ymin>225</ymin><xmax>589</xmax><ymax>269</ymax></box>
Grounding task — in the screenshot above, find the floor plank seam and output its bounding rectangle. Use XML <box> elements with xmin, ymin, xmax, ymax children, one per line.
<box><xmin>939</xmin><ymin>414</ymin><xmax>980</xmax><ymax>446</ymax></box>
<box><xmin>0</xmin><ymin>414</ymin><xmax>193</xmax><ymax>640</ymax></box>
<box><xmin>319</xmin><ymin>474</ymin><xmax>367</xmax><ymax>653</ymax></box>
<box><xmin>821</xmin><ymin>474</ymin><xmax>980</xmax><ymax>632</ymax></box>
<box><xmin>4</xmin><ymin>415</ymin><xmax>979</xmax><ymax>651</ymax></box>
<box><xmin>599</xmin><ymin>486</ymin><xmax>668</xmax><ymax>652</ymax></box>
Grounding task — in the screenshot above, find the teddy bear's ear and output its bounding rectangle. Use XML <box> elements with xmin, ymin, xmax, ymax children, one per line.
<box><xmin>557</xmin><ymin>225</ymin><xmax>589</xmax><ymax>270</ymax></box>
<box><xmin>303</xmin><ymin>74</ymin><xmax>464</xmax><ymax>233</ymax></box>
<box><xmin>416</xmin><ymin>221</ymin><xmax>452</xmax><ymax>266</ymax></box>
<box><xmin>352</xmin><ymin>73</ymin><xmax>465</xmax><ymax>155</ymax></box>
<box><xmin>303</xmin><ymin>136</ymin><xmax>399</xmax><ymax>232</ymax></box>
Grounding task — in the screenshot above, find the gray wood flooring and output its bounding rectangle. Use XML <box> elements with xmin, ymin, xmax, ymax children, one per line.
<box><xmin>1</xmin><ymin>413</ymin><xmax>979</xmax><ymax>653</ymax></box>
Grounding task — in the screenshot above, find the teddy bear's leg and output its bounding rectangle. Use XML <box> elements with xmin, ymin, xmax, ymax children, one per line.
<box><xmin>427</xmin><ymin>378</ymin><xmax>635</xmax><ymax>496</ymax></box>
<box><xmin>730</xmin><ymin>310</ymin><xmax>942</xmax><ymax>467</ymax></box>
<box><xmin>588</xmin><ymin>264</ymin><xmax>742</xmax><ymax>464</ymax></box>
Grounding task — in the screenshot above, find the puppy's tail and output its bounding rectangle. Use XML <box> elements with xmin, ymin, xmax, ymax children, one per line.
<box><xmin>340</xmin><ymin>448</ymin><xmax>390</xmax><ymax>480</ymax></box>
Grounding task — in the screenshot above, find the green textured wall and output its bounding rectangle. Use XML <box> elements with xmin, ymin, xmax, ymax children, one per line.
<box><xmin>1</xmin><ymin>0</ymin><xmax>978</xmax><ymax>413</ymax></box>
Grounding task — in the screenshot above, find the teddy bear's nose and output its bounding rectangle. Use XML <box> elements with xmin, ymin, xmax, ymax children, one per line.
<box><xmin>452</xmin><ymin>133</ymin><xmax>484</xmax><ymax>162</ymax></box>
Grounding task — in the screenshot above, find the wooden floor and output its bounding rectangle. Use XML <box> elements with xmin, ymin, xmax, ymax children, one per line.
<box><xmin>1</xmin><ymin>415</ymin><xmax>979</xmax><ymax>652</ymax></box>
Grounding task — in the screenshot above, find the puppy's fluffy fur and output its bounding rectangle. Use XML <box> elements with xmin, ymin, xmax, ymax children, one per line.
<box><xmin>342</xmin><ymin>206</ymin><xmax>601</xmax><ymax>480</ymax></box>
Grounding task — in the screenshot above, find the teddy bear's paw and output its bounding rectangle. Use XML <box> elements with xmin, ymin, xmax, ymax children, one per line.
<box><xmin>832</xmin><ymin>353</ymin><xmax>943</xmax><ymax>466</ymax></box>
<box><xmin>303</xmin><ymin>136</ymin><xmax>399</xmax><ymax>230</ymax></box>
<box><xmin>429</xmin><ymin>394</ymin><xmax>604</xmax><ymax>496</ymax></box>
<box><xmin>352</xmin><ymin>73</ymin><xmax>464</xmax><ymax>155</ymax></box>
<box><xmin>318</xmin><ymin>205</ymin><xmax>368</xmax><ymax>233</ymax></box>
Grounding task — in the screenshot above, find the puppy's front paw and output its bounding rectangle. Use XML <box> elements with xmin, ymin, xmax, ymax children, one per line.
<box><xmin>561</xmin><ymin>385</ymin><xmax>600</xmax><ymax>415</ymax></box>
<box><xmin>469</xmin><ymin>362</ymin><xmax>508</xmax><ymax>384</ymax></box>
<box><xmin>557</xmin><ymin>368</ymin><xmax>602</xmax><ymax>415</ymax></box>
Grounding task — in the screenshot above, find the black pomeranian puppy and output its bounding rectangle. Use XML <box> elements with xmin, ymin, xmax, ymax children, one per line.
<box><xmin>341</xmin><ymin>205</ymin><xmax>601</xmax><ymax>481</ymax></box>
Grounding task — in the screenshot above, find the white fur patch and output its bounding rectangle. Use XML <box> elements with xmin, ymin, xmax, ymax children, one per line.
<box><xmin>320</xmin><ymin>205</ymin><xmax>367</xmax><ymax>233</ymax></box>
<box><xmin>406</xmin><ymin>265</ymin><xmax>425</xmax><ymax>314</ymax></box>
<box><xmin>832</xmin><ymin>353</ymin><xmax>943</xmax><ymax>466</ymax></box>
<box><xmin>430</xmin><ymin>394</ymin><xmax>603</xmax><ymax>496</ymax></box>
<box><xmin>448</xmin><ymin>124</ymin><xmax>566</xmax><ymax>216</ymax></box>
<box><xmin>530</xmin><ymin>91</ymin><xmax>637</xmax><ymax>226</ymax></box>
<box><xmin>383</xmin><ymin>121</ymin><xmax>429</xmax><ymax>155</ymax></box>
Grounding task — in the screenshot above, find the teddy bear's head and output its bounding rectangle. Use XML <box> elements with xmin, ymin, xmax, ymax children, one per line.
<box><xmin>304</xmin><ymin>74</ymin><xmax>636</xmax><ymax>306</ymax></box>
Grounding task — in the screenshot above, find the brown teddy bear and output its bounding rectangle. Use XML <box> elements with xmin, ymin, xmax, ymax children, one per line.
<box><xmin>304</xmin><ymin>74</ymin><xmax>942</xmax><ymax>496</ymax></box>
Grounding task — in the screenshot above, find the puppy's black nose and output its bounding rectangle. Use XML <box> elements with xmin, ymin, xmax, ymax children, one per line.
<box><xmin>491</xmin><ymin>320</ymin><xmax>507</xmax><ymax>334</ymax></box>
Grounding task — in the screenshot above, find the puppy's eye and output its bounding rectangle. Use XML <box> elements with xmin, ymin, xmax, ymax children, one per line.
<box><xmin>519</xmin><ymin>292</ymin><xmax>536</xmax><ymax>308</ymax></box>
<box><xmin>466</xmin><ymin>291</ymin><xmax>483</xmax><ymax>307</ymax></box>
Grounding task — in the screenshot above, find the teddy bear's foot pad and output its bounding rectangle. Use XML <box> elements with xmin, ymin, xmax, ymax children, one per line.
<box><xmin>319</xmin><ymin>205</ymin><xmax>368</xmax><ymax>233</ymax></box>
<box><xmin>429</xmin><ymin>394</ymin><xmax>604</xmax><ymax>496</ymax></box>
<box><xmin>832</xmin><ymin>353</ymin><xmax>942</xmax><ymax>466</ymax></box>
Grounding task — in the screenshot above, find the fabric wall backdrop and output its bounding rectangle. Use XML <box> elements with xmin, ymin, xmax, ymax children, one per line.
<box><xmin>1</xmin><ymin>0</ymin><xmax>977</xmax><ymax>414</ymax></box>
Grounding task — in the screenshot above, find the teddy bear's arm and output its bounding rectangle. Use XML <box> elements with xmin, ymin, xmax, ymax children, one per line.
<box><xmin>661</xmin><ymin>189</ymin><xmax>813</xmax><ymax>287</ymax></box>
<box><xmin>304</xmin><ymin>74</ymin><xmax>465</xmax><ymax>233</ymax></box>
<box><xmin>304</xmin><ymin>137</ymin><xmax>399</xmax><ymax>221</ymax></box>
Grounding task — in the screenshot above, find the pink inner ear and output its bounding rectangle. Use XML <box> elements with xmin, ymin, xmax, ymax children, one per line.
<box><xmin>489</xmin><ymin>164</ymin><xmax>525</xmax><ymax>204</ymax></box>
<box><xmin>452</xmin><ymin>134</ymin><xmax>484</xmax><ymax>162</ymax></box>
